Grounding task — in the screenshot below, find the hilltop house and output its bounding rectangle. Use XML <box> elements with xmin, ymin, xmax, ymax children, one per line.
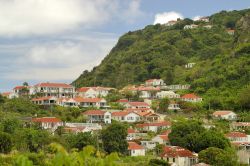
<box><xmin>231</xmin><ymin>122</ymin><xmax>250</xmax><ymax>130</ymax></box>
<box><xmin>160</xmin><ymin>146</ymin><xmax>198</xmax><ymax>166</ymax></box>
<box><xmin>74</xmin><ymin>97</ymin><xmax>108</xmax><ymax>108</ymax></box>
<box><xmin>156</xmin><ymin>91</ymin><xmax>180</xmax><ymax>99</ymax></box>
<box><xmin>13</xmin><ymin>85</ymin><xmax>34</xmax><ymax>98</ymax></box>
<box><xmin>181</xmin><ymin>93</ymin><xmax>202</xmax><ymax>102</ymax></box>
<box><xmin>57</xmin><ymin>98</ymin><xmax>78</xmax><ymax>107</ymax></box>
<box><xmin>227</xmin><ymin>29</ymin><xmax>235</xmax><ymax>35</ymax></box>
<box><xmin>226</xmin><ymin>132</ymin><xmax>249</xmax><ymax>143</ymax></box>
<box><xmin>1</xmin><ymin>92</ymin><xmax>15</xmax><ymax>99</ymax></box>
<box><xmin>145</xmin><ymin>79</ymin><xmax>165</xmax><ymax>87</ymax></box>
<box><xmin>212</xmin><ymin>110</ymin><xmax>237</xmax><ymax>120</ymax></box>
<box><xmin>165</xmin><ymin>20</ymin><xmax>178</xmax><ymax>26</ymax></box>
<box><xmin>128</xmin><ymin>142</ymin><xmax>145</xmax><ymax>156</ymax></box>
<box><xmin>82</xmin><ymin>110</ymin><xmax>111</xmax><ymax>124</ymax></box>
<box><xmin>168</xmin><ymin>101</ymin><xmax>181</xmax><ymax>110</ymax></box>
<box><xmin>199</xmin><ymin>16</ymin><xmax>209</xmax><ymax>22</ymax></box>
<box><xmin>33</xmin><ymin>82</ymin><xmax>75</xmax><ymax>98</ymax></box>
<box><xmin>32</xmin><ymin>117</ymin><xmax>63</xmax><ymax>132</ymax></box>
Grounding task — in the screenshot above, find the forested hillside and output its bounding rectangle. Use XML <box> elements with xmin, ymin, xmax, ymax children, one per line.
<box><xmin>73</xmin><ymin>9</ymin><xmax>250</xmax><ymax>109</ymax></box>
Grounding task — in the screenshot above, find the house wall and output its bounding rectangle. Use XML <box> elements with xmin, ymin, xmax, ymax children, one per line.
<box><xmin>130</xmin><ymin>149</ymin><xmax>145</xmax><ymax>156</ymax></box>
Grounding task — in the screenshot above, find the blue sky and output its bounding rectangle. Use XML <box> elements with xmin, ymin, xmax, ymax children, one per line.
<box><xmin>0</xmin><ymin>0</ymin><xmax>250</xmax><ymax>92</ymax></box>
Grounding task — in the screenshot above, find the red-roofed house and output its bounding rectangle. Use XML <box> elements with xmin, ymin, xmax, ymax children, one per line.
<box><xmin>128</xmin><ymin>142</ymin><xmax>145</xmax><ymax>156</ymax></box>
<box><xmin>145</xmin><ymin>79</ymin><xmax>165</xmax><ymax>87</ymax></box>
<box><xmin>34</xmin><ymin>82</ymin><xmax>75</xmax><ymax>98</ymax></box>
<box><xmin>152</xmin><ymin>130</ymin><xmax>171</xmax><ymax>145</ymax></box>
<box><xmin>160</xmin><ymin>146</ymin><xmax>198</xmax><ymax>166</ymax></box>
<box><xmin>13</xmin><ymin>85</ymin><xmax>33</xmax><ymax>98</ymax></box>
<box><xmin>125</xmin><ymin>102</ymin><xmax>150</xmax><ymax>109</ymax></box>
<box><xmin>199</xmin><ymin>16</ymin><xmax>209</xmax><ymax>22</ymax></box>
<box><xmin>137</xmin><ymin>86</ymin><xmax>161</xmax><ymax>99</ymax></box>
<box><xmin>127</xmin><ymin>128</ymin><xmax>137</xmax><ymax>140</ymax></box>
<box><xmin>212</xmin><ymin>110</ymin><xmax>237</xmax><ymax>120</ymax></box>
<box><xmin>136</xmin><ymin>121</ymin><xmax>171</xmax><ymax>132</ymax></box>
<box><xmin>226</xmin><ymin>132</ymin><xmax>249</xmax><ymax>142</ymax></box>
<box><xmin>1</xmin><ymin>92</ymin><xmax>14</xmax><ymax>99</ymax></box>
<box><xmin>77</xmin><ymin>87</ymin><xmax>114</xmax><ymax>98</ymax></box>
<box><xmin>82</xmin><ymin>110</ymin><xmax>111</xmax><ymax>124</ymax></box>
<box><xmin>181</xmin><ymin>93</ymin><xmax>202</xmax><ymax>102</ymax></box>
<box><xmin>227</xmin><ymin>29</ymin><xmax>235</xmax><ymax>35</ymax></box>
<box><xmin>74</xmin><ymin>97</ymin><xmax>108</xmax><ymax>108</ymax></box>
<box><xmin>32</xmin><ymin>96</ymin><xmax>57</xmax><ymax>105</ymax></box>
<box><xmin>32</xmin><ymin>117</ymin><xmax>63</xmax><ymax>132</ymax></box>
<box><xmin>112</xmin><ymin>111</ymin><xmax>141</xmax><ymax>123</ymax></box>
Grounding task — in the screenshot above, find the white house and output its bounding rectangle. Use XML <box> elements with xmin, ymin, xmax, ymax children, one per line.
<box><xmin>140</xmin><ymin>141</ymin><xmax>157</xmax><ymax>150</ymax></box>
<box><xmin>57</xmin><ymin>98</ymin><xmax>78</xmax><ymax>107</ymax></box>
<box><xmin>199</xmin><ymin>16</ymin><xmax>209</xmax><ymax>22</ymax></box>
<box><xmin>137</xmin><ymin>86</ymin><xmax>161</xmax><ymax>99</ymax></box>
<box><xmin>82</xmin><ymin>110</ymin><xmax>111</xmax><ymax>124</ymax></box>
<box><xmin>33</xmin><ymin>82</ymin><xmax>75</xmax><ymax>98</ymax></box>
<box><xmin>165</xmin><ymin>20</ymin><xmax>178</xmax><ymax>26</ymax></box>
<box><xmin>181</xmin><ymin>93</ymin><xmax>202</xmax><ymax>102</ymax></box>
<box><xmin>203</xmin><ymin>25</ymin><xmax>213</xmax><ymax>29</ymax></box>
<box><xmin>184</xmin><ymin>24</ymin><xmax>198</xmax><ymax>30</ymax></box>
<box><xmin>160</xmin><ymin>146</ymin><xmax>198</xmax><ymax>166</ymax></box>
<box><xmin>185</xmin><ymin>63</ymin><xmax>196</xmax><ymax>69</ymax></box>
<box><xmin>65</xmin><ymin>123</ymin><xmax>102</xmax><ymax>131</ymax></box>
<box><xmin>32</xmin><ymin>96</ymin><xmax>58</xmax><ymax>105</ymax></box>
<box><xmin>74</xmin><ymin>97</ymin><xmax>108</xmax><ymax>108</ymax></box>
<box><xmin>156</xmin><ymin>91</ymin><xmax>180</xmax><ymax>99</ymax></box>
<box><xmin>1</xmin><ymin>92</ymin><xmax>15</xmax><ymax>99</ymax></box>
<box><xmin>145</xmin><ymin>79</ymin><xmax>165</xmax><ymax>87</ymax></box>
<box><xmin>128</xmin><ymin>142</ymin><xmax>145</xmax><ymax>156</ymax></box>
<box><xmin>212</xmin><ymin>110</ymin><xmax>237</xmax><ymax>120</ymax></box>
<box><xmin>136</xmin><ymin>121</ymin><xmax>171</xmax><ymax>132</ymax></box>
<box><xmin>77</xmin><ymin>87</ymin><xmax>114</xmax><ymax>98</ymax></box>
<box><xmin>168</xmin><ymin>101</ymin><xmax>181</xmax><ymax>110</ymax></box>
<box><xmin>226</xmin><ymin>132</ymin><xmax>249</xmax><ymax>143</ymax></box>
<box><xmin>125</xmin><ymin>102</ymin><xmax>150</xmax><ymax>109</ymax></box>
<box><xmin>164</xmin><ymin>84</ymin><xmax>190</xmax><ymax>90</ymax></box>
<box><xmin>227</xmin><ymin>29</ymin><xmax>235</xmax><ymax>35</ymax></box>
<box><xmin>12</xmin><ymin>85</ymin><xmax>34</xmax><ymax>98</ymax></box>
<box><xmin>32</xmin><ymin>117</ymin><xmax>63</xmax><ymax>132</ymax></box>
<box><xmin>112</xmin><ymin>111</ymin><xmax>141</xmax><ymax>123</ymax></box>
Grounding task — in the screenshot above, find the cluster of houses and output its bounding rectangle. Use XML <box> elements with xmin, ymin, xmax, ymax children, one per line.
<box><xmin>2</xmin><ymin>79</ymin><xmax>249</xmax><ymax>166</ymax></box>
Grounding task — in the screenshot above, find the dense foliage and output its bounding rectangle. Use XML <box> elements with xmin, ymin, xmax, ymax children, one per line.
<box><xmin>74</xmin><ymin>9</ymin><xmax>250</xmax><ymax>110</ymax></box>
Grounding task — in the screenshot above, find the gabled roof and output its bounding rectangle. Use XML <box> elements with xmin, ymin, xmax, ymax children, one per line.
<box><xmin>128</xmin><ymin>142</ymin><xmax>144</xmax><ymax>150</ymax></box>
<box><xmin>1</xmin><ymin>92</ymin><xmax>12</xmax><ymax>96</ymax></box>
<box><xmin>128</xmin><ymin>128</ymin><xmax>136</xmax><ymax>134</ymax></box>
<box><xmin>77</xmin><ymin>87</ymin><xmax>91</xmax><ymax>92</ymax></box>
<box><xmin>181</xmin><ymin>93</ymin><xmax>201</xmax><ymax>99</ymax></box>
<box><xmin>226</xmin><ymin>132</ymin><xmax>247</xmax><ymax>138</ymax></box>
<box><xmin>159</xmin><ymin>135</ymin><xmax>169</xmax><ymax>141</ymax></box>
<box><xmin>137</xmin><ymin>86</ymin><xmax>161</xmax><ymax>91</ymax></box>
<box><xmin>13</xmin><ymin>86</ymin><xmax>30</xmax><ymax>90</ymax></box>
<box><xmin>32</xmin><ymin>117</ymin><xmax>61</xmax><ymax>123</ymax></box>
<box><xmin>83</xmin><ymin>110</ymin><xmax>106</xmax><ymax>116</ymax></box>
<box><xmin>161</xmin><ymin>146</ymin><xmax>196</xmax><ymax>158</ymax></box>
<box><xmin>35</xmin><ymin>82</ymin><xmax>73</xmax><ymax>88</ymax></box>
<box><xmin>32</xmin><ymin>96</ymin><xmax>57</xmax><ymax>101</ymax></box>
<box><xmin>213</xmin><ymin>110</ymin><xmax>235</xmax><ymax>116</ymax></box>
<box><xmin>112</xmin><ymin>111</ymin><xmax>140</xmax><ymax>117</ymax></box>
<box><xmin>117</xmin><ymin>99</ymin><xmax>129</xmax><ymax>103</ymax></box>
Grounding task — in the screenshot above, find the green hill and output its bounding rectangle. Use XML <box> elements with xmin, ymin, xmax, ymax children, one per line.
<box><xmin>73</xmin><ymin>9</ymin><xmax>250</xmax><ymax>110</ymax></box>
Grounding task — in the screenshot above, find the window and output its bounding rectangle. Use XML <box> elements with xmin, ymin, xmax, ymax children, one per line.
<box><xmin>173</xmin><ymin>158</ymin><xmax>175</xmax><ymax>162</ymax></box>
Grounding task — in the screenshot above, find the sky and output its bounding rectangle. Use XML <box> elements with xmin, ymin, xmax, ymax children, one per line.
<box><xmin>0</xmin><ymin>0</ymin><xmax>250</xmax><ymax>92</ymax></box>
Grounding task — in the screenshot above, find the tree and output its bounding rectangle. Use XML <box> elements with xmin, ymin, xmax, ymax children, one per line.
<box><xmin>23</xmin><ymin>82</ymin><xmax>29</xmax><ymax>86</ymax></box>
<box><xmin>158</xmin><ymin>97</ymin><xmax>170</xmax><ymax>113</ymax></box>
<box><xmin>101</xmin><ymin>123</ymin><xmax>128</xmax><ymax>154</ymax></box>
<box><xmin>238</xmin><ymin>86</ymin><xmax>250</xmax><ymax>110</ymax></box>
<box><xmin>66</xmin><ymin>132</ymin><xmax>97</xmax><ymax>150</ymax></box>
<box><xmin>149</xmin><ymin>159</ymin><xmax>170</xmax><ymax>166</ymax></box>
<box><xmin>168</xmin><ymin>120</ymin><xmax>230</xmax><ymax>152</ymax></box>
<box><xmin>199</xmin><ymin>147</ymin><xmax>238</xmax><ymax>166</ymax></box>
<box><xmin>0</xmin><ymin>132</ymin><xmax>13</xmax><ymax>153</ymax></box>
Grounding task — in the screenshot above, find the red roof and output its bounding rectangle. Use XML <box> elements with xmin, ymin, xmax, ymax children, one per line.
<box><xmin>1</xmin><ymin>92</ymin><xmax>11</xmax><ymax>96</ymax></box>
<box><xmin>32</xmin><ymin>96</ymin><xmax>56</xmax><ymax>101</ymax></box>
<box><xmin>124</xmin><ymin>108</ymin><xmax>151</xmax><ymax>112</ymax></box>
<box><xmin>226</xmin><ymin>132</ymin><xmax>247</xmax><ymax>138</ymax></box>
<box><xmin>83</xmin><ymin>110</ymin><xmax>106</xmax><ymax>116</ymax></box>
<box><xmin>181</xmin><ymin>93</ymin><xmax>201</xmax><ymax>99</ymax></box>
<box><xmin>128</xmin><ymin>142</ymin><xmax>144</xmax><ymax>150</ymax></box>
<box><xmin>159</xmin><ymin>135</ymin><xmax>169</xmax><ymax>141</ymax></box>
<box><xmin>117</xmin><ymin>99</ymin><xmax>129</xmax><ymax>103</ymax></box>
<box><xmin>112</xmin><ymin>111</ymin><xmax>140</xmax><ymax>117</ymax></box>
<box><xmin>35</xmin><ymin>82</ymin><xmax>73</xmax><ymax>88</ymax></box>
<box><xmin>128</xmin><ymin>128</ymin><xmax>136</xmax><ymax>134</ymax></box>
<box><xmin>77</xmin><ymin>87</ymin><xmax>91</xmax><ymax>92</ymax></box>
<box><xmin>213</xmin><ymin>110</ymin><xmax>234</xmax><ymax>116</ymax></box>
<box><xmin>13</xmin><ymin>86</ymin><xmax>29</xmax><ymax>90</ymax></box>
<box><xmin>161</xmin><ymin>146</ymin><xmax>196</xmax><ymax>158</ymax></box>
<box><xmin>73</xmin><ymin>97</ymin><xmax>104</xmax><ymax>103</ymax></box>
<box><xmin>127</xmin><ymin>102</ymin><xmax>150</xmax><ymax>107</ymax></box>
<box><xmin>32</xmin><ymin>117</ymin><xmax>61</xmax><ymax>123</ymax></box>
<box><xmin>137</xmin><ymin>86</ymin><xmax>161</xmax><ymax>91</ymax></box>
<box><xmin>232</xmin><ymin>122</ymin><xmax>250</xmax><ymax>127</ymax></box>
<box><xmin>136</xmin><ymin>121</ymin><xmax>171</xmax><ymax>128</ymax></box>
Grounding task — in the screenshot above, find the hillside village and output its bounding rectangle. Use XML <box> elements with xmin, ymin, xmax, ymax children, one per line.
<box><xmin>0</xmin><ymin>8</ymin><xmax>250</xmax><ymax>166</ymax></box>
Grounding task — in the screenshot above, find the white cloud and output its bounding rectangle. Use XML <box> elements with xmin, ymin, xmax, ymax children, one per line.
<box><xmin>153</xmin><ymin>11</ymin><xmax>184</xmax><ymax>25</ymax></box>
<box><xmin>193</xmin><ymin>16</ymin><xmax>201</xmax><ymax>21</ymax></box>
<box><xmin>122</xmin><ymin>0</ymin><xmax>144</xmax><ymax>24</ymax></box>
<box><xmin>0</xmin><ymin>0</ymin><xmax>144</xmax><ymax>37</ymax></box>
<box><xmin>4</xmin><ymin>35</ymin><xmax>117</xmax><ymax>80</ymax></box>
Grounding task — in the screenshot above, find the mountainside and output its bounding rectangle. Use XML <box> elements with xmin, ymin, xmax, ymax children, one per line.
<box><xmin>73</xmin><ymin>9</ymin><xmax>250</xmax><ymax>109</ymax></box>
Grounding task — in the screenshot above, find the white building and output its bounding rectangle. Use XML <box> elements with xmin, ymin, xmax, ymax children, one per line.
<box><xmin>181</xmin><ymin>93</ymin><xmax>202</xmax><ymax>102</ymax></box>
<box><xmin>77</xmin><ymin>87</ymin><xmax>114</xmax><ymax>98</ymax></box>
<box><xmin>125</xmin><ymin>102</ymin><xmax>150</xmax><ymax>109</ymax></box>
<box><xmin>74</xmin><ymin>97</ymin><xmax>108</xmax><ymax>108</ymax></box>
<box><xmin>184</xmin><ymin>24</ymin><xmax>198</xmax><ymax>30</ymax></box>
<box><xmin>33</xmin><ymin>82</ymin><xmax>75</xmax><ymax>98</ymax></box>
<box><xmin>32</xmin><ymin>96</ymin><xmax>57</xmax><ymax>105</ymax></box>
<box><xmin>83</xmin><ymin>110</ymin><xmax>111</xmax><ymax>124</ymax></box>
<box><xmin>164</xmin><ymin>84</ymin><xmax>190</xmax><ymax>90</ymax></box>
<box><xmin>145</xmin><ymin>79</ymin><xmax>165</xmax><ymax>87</ymax></box>
<box><xmin>185</xmin><ymin>63</ymin><xmax>196</xmax><ymax>69</ymax></box>
<box><xmin>136</xmin><ymin>121</ymin><xmax>171</xmax><ymax>132</ymax></box>
<box><xmin>199</xmin><ymin>16</ymin><xmax>209</xmax><ymax>22</ymax></box>
<box><xmin>168</xmin><ymin>101</ymin><xmax>181</xmax><ymax>110</ymax></box>
<box><xmin>212</xmin><ymin>110</ymin><xmax>237</xmax><ymax>120</ymax></box>
<box><xmin>128</xmin><ymin>142</ymin><xmax>145</xmax><ymax>156</ymax></box>
<box><xmin>141</xmin><ymin>141</ymin><xmax>157</xmax><ymax>150</ymax></box>
<box><xmin>160</xmin><ymin>146</ymin><xmax>198</xmax><ymax>166</ymax></box>
<box><xmin>226</xmin><ymin>132</ymin><xmax>249</xmax><ymax>143</ymax></box>
<box><xmin>32</xmin><ymin>117</ymin><xmax>63</xmax><ymax>132</ymax></box>
<box><xmin>112</xmin><ymin>111</ymin><xmax>141</xmax><ymax>123</ymax></box>
<box><xmin>156</xmin><ymin>91</ymin><xmax>180</xmax><ymax>99</ymax></box>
